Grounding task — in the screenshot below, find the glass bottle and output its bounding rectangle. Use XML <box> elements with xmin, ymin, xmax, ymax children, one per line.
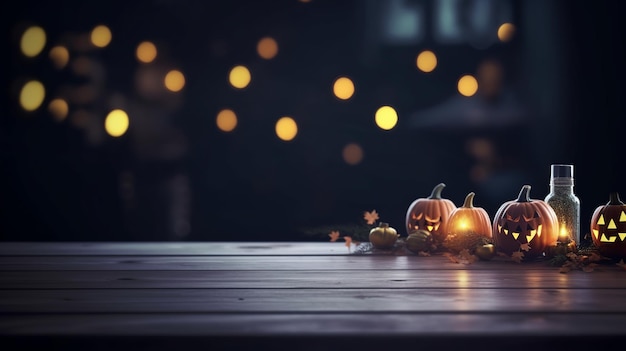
<box><xmin>544</xmin><ymin>164</ymin><xmax>581</xmax><ymax>248</ymax></box>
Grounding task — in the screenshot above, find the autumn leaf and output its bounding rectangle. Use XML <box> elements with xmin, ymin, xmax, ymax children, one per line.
<box><xmin>363</xmin><ymin>210</ymin><xmax>379</xmax><ymax>225</ymax></box>
<box><xmin>511</xmin><ymin>251</ymin><xmax>524</xmax><ymax>263</ymax></box>
<box><xmin>617</xmin><ymin>259</ymin><xmax>626</xmax><ymax>271</ymax></box>
<box><xmin>344</xmin><ymin>236</ymin><xmax>353</xmax><ymax>252</ymax></box>
<box><xmin>417</xmin><ymin>251</ymin><xmax>431</xmax><ymax>257</ymax></box>
<box><xmin>329</xmin><ymin>230</ymin><xmax>340</xmax><ymax>242</ymax></box>
<box><xmin>443</xmin><ymin>252</ymin><xmax>459</xmax><ymax>263</ymax></box>
<box><xmin>519</xmin><ymin>243</ymin><xmax>531</xmax><ymax>252</ymax></box>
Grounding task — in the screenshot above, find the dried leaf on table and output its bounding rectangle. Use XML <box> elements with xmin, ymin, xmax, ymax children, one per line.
<box><xmin>329</xmin><ymin>230</ymin><xmax>340</xmax><ymax>242</ymax></box>
<box><xmin>511</xmin><ymin>251</ymin><xmax>525</xmax><ymax>263</ymax></box>
<box><xmin>520</xmin><ymin>243</ymin><xmax>531</xmax><ymax>252</ymax></box>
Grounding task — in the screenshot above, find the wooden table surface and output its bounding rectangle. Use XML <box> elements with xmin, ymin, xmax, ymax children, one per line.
<box><xmin>1</xmin><ymin>241</ymin><xmax>626</xmax><ymax>350</ymax></box>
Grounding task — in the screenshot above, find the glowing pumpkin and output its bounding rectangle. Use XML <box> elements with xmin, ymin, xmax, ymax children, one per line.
<box><xmin>590</xmin><ymin>192</ymin><xmax>626</xmax><ymax>259</ymax></box>
<box><xmin>447</xmin><ymin>192</ymin><xmax>492</xmax><ymax>238</ymax></box>
<box><xmin>405</xmin><ymin>183</ymin><xmax>457</xmax><ymax>244</ymax></box>
<box><xmin>492</xmin><ymin>185</ymin><xmax>559</xmax><ymax>258</ymax></box>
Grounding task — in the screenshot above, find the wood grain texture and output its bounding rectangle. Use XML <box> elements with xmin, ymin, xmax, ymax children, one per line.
<box><xmin>1</xmin><ymin>242</ymin><xmax>626</xmax><ymax>351</ymax></box>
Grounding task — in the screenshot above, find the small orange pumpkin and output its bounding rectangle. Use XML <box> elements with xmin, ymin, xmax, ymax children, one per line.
<box><xmin>405</xmin><ymin>183</ymin><xmax>457</xmax><ymax>244</ymax></box>
<box><xmin>446</xmin><ymin>192</ymin><xmax>492</xmax><ymax>238</ymax></box>
<box><xmin>492</xmin><ymin>184</ymin><xmax>559</xmax><ymax>258</ymax></box>
<box><xmin>590</xmin><ymin>192</ymin><xmax>626</xmax><ymax>259</ymax></box>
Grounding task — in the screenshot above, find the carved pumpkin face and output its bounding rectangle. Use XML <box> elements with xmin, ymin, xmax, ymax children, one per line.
<box><xmin>591</xmin><ymin>192</ymin><xmax>626</xmax><ymax>259</ymax></box>
<box><xmin>492</xmin><ymin>185</ymin><xmax>559</xmax><ymax>258</ymax></box>
<box><xmin>405</xmin><ymin>183</ymin><xmax>457</xmax><ymax>244</ymax></box>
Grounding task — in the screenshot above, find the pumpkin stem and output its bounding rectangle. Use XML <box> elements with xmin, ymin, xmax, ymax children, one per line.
<box><xmin>516</xmin><ymin>185</ymin><xmax>532</xmax><ymax>202</ymax></box>
<box><xmin>379</xmin><ymin>222</ymin><xmax>389</xmax><ymax>228</ymax></box>
<box><xmin>428</xmin><ymin>183</ymin><xmax>446</xmax><ymax>200</ymax></box>
<box><xmin>462</xmin><ymin>192</ymin><xmax>476</xmax><ymax>208</ymax></box>
<box><xmin>607</xmin><ymin>192</ymin><xmax>624</xmax><ymax>205</ymax></box>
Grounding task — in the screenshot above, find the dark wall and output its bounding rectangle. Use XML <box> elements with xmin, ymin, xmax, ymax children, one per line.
<box><xmin>2</xmin><ymin>0</ymin><xmax>625</xmax><ymax>242</ymax></box>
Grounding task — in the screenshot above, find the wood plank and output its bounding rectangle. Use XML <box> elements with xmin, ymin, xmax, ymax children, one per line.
<box><xmin>2</xmin><ymin>288</ymin><xmax>626</xmax><ymax>313</ymax></box>
<box><xmin>2</xmin><ymin>269</ymin><xmax>625</xmax><ymax>289</ymax></box>
<box><xmin>2</xmin><ymin>312</ymin><xmax>626</xmax><ymax>336</ymax></box>
<box><xmin>0</xmin><ymin>242</ymin><xmax>358</xmax><ymax>256</ymax></box>
<box><xmin>1</xmin><ymin>254</ymin><xmax>605</xmax><ymax>271</ymax></box>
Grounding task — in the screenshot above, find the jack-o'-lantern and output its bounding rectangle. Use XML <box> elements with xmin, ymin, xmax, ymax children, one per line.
<box><xmin>405</xmin><ymin>183</ymin><xmax>457</xmax><ymax>244</ymax></box>
<box><xmin>590</xmin><ymin>192</ymin><xmax>626</xmax><ymax>259</ymax></box>
<box><xmin>447</xmin><ymin>192</ymin><xmax>492</xmax><ymax>238</ymax></box>
<box><xmin>492</xmin><ymin>185</ymin><xmax>559</xmax><ymax>258</ymax></box>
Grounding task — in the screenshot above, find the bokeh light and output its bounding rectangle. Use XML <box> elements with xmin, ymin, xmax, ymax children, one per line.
<box><xmin>90</xmin><ymin>25</ymin><xmax>112</xmax><ymax>48</ymax></box>
<box><xmin>342</xmin><ymin>143</ymin><xmax>364</xmax><ymax>165</ymax></box>
<box><xmin>164</xmin><ymin>69</ymin><xmax>185</xmax><ymax>92</ymax></box>
<box><xmin>416</xmin><ymin>50</ymin><xmax>437</xmax><ymax>73</ymax></box>
<box><xmin>20</xmin><ymin>26</ymin><xmax>46</xmax><ymax>58</ymax></box>
<box><xmin>136</xmin><ymin>41</ymin><xmax>157</xmax><ymax>63</ymax></box>
<box><xmin>216</xmin><ymin>109</ymin><xmax>238</xmax><ymax>132</ymax></box>
<box><xmin>48</xmin><ymin>98</ymin><xmax>69</xmax><ymax>121</ymax></box>
<box><xmin>104</xmin><ymin>109</ymin><xmax>130</xmax><ymax>137</ymax></box>
<box><xmin>229</xmin><ymin>65</ymin><xmax>251</xmax><ymax>89</ymax></box>
<box><xmin>374</xmin><ymin>106</ymin><xmax>398</xmax><ymax>130</ymax></box>
<box><xmin>19</xmin><ymin>80</ymin><xmax>46</xmax><ymax>112</ymax></box>
<box><xmin>333</xmin><ymin>76</ymin><xmax>355</xmax><ymax>100</ymax></box>
<box><xmin>257</xmin><ymin>37</ymin><xmax>278</xmax><ymax>59</ymax></box>
<box><xmin>275</xmin><ymin>116</ymin><xmax>298</xmax><ymax>141</ymax></box>
<box><xmin>457</xmin><ymin>74</ymin><xmax>479</xmax><ymax>97</ymax></box>
<box><xmin>497</xmin><ymin>23</ymin><xmax>516</xmax><ymax>42</ymax></box>
<box><xmin>49</xmin><ymin>45</ymin><xmax>70</xmax><ymax>69</ymax></box>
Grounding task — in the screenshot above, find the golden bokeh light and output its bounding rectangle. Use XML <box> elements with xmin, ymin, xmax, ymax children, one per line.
<box><xmin>457</xmin><ymin>74</ymin><xmax>479</xmax><ymax>97</ymax></box>
<box><xmin>333</xmin><ymin>76</ymin><xmax>355</xmax><ymax>100</ymax></box>
<box><xmin>416</xmin><ymin>50</ymin><xmax>437</xmax><ymax>73</ymax></box>
<box><xmin>374</xmin><ymin>106</ymin><xmax>398</xmax><ymax>130</ymax></box>
<box><xmin>136</xmin><ymin>41</ymin><xmax>157</xmax><ymax>63</ymax></box>
<box><xmin>229</xmin><ymin>65</ymin><xmax>251</xmax><ymax>89</ymax></box>
<box><xmin>342</xmin><ymin>143</ymin><xmax>364</xmax><ymax>165</ymax></box>
<box><xmin>257</xmin><ymin>37</ymin><xmax>278</xmax><ymax>59</ymax></box>
<box><xmin>497</xmin><ymin>23</ymin><xmax>516</xmax><ymax>42</ymax></box>
<box><xmin>164</xmin><ymin>69</ymin><xmax>185</xmax><ymax>92</ymax></box>
<box><xmin>19</xmin><ymin>80</ymin><xmax>46</xmax><ymax>112</ymax></box>
<box><xmin>91</xmin><ymin>25</ymin><xmax>112</xmax><ymax>48</ymax></box>
<box><xmin>48</xmin><ymin>98</ymin><xmax>69</xmax><ymax>121</ymax></box>
<box><xmin>216</xmin><ymin>109</ymin><xmax>238</xmax><ymax>132</ymax></box>
<box><xmin>20</xmin><ymin>26</ymin><xmax>46</xmax><ymax>58</ymax></box>
<box><xmin>104</xmin><ymin>109</ymin><xmax>130</xmax><ymax>137</ymax></box>
<box><xmin>275</xmin><ymin>116</ymin><xmax>298</xmax><ymax>141</ymax></box>
<box><xmin>49</xmin><ymin>45</ymin><xmax>70</xmax><ymax>69</ymax></box>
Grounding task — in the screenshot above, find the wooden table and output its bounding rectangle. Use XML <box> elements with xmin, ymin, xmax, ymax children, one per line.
<box><xmin>1</xmin><ymin>241</ymin><xmax>626</xmax><ymax>350</ymax></box>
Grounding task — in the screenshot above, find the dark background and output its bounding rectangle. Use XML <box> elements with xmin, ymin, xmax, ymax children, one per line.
<box><xmin>2</xmin><ymin>0</ymin><xmax>625</xmax><ymax>242</ymax></box>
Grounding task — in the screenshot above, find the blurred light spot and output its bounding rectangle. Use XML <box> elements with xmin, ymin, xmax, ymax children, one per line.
<box><xmin>374</xmin><ymin>106</ymin><xmax>398</xmax><ymax>130</ymax></box>
<box><xmin>48</xmin><ymin>98</ymin><xmax>69</xmax><ymax>121</ymax></box>
<box><xmin>70</xmin><ymin>109</ymin><xmax>91</xmax><ymax>128</ymax></box>
<box><xmin>275</xmin><ymin>116</ymin><xmax>298</xmax><ymax>141</ymax></box>
<box><xmin>216</xmin><ymin>109</ymin><xmax>238</xmax><ymax>132</ymax></box>
<box><xmin>229</xmin><ymin>65</ymin><xmax>251</xmax><ymax>89</ymax></box>
<box><xmin>49</xmin><ymin>45</ymin><xmax>70</xmax><ymax>69</ymax></box>
<box><xmin>105</xmin><ymin>109</ymin><xmax>129</xmax><ymax>137</ymax></box>
<box><xmin>164</xmin><ymin>69</ymin><xmax>185</xmax><ymax>92</ymax></box>
<box><xmin>333</xmin><ymin>76</ymin><xmax>355</xmax><ymax>100</ymax></box>
<box><xmin>136</xmin><ymin>41</ymin><xmax>157</xmax><ymax>63</ymax></box>
<box><xmin>497</xmin><ymin>23</ymin><xmax>515</xmax><ymax>42</ymax></box>
<box><xmin>342</xmin><ymin>143</ymin><xmax>364</xmax><ymax>165</ymax></box>
<box><xmin>20</xmin><ymin>26</ymin><xmax>46</xmax><ymax>58</ymax></box>
<box><xmin>457</xmin><ymin>75</ymin><xmax>478</xmax><ymax>97</ymax></box>
<box><xmin>416</xmin><ymin>50</ymin><xmax>437</xmax><ymax>73</ymax></box>
<box><xmin>91</xmin><ymin>25</ymin><xmax>112</xmax><ymax>48</ymax></box>
<box><xmin>257</xmin><ymin>37</ymin><xmax>278</xmax><ymax>59</ymax></box>
<box><xmin>19</xmin><ymin>80</ymin><xmax>46</xmax><ymax>112</ymax></box>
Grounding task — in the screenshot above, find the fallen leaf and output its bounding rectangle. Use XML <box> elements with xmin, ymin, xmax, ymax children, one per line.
<box><xmin>511</xmin><ymin>251</ymin><xmax>524</xmax><ymax>263</ymax></box>
<box><xmin>616</xmin><ymin>259</ymin><xmax>626</xmax><ymax>270</ymax></box>
<box><xmin>344</xmin><ymin>236</ymin><xmax>352</xmax><ymax>252</ymax></box>
<box><xmin>329</xmin><ymin>230</ymin><xmax>340</xmax><ymax>242</ymax></box>
<box><xmin>520</xmin><ymin>243</ymin><xmax>531</xmax><ymax>252</ymax></box>
<box><xmin>363</xmin><ymin>210</ymin><xmax>379</xmax><ymax>225</ymax></box>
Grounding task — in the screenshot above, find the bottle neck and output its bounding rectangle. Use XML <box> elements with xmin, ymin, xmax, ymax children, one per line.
<box><xmin>550</xmin><ymin>180</ymin><xmax>574</xmax><ymax>194</ymax></box>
